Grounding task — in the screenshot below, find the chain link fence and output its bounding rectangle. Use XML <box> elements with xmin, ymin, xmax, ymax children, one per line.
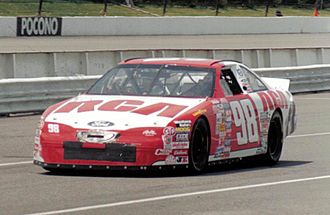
<box><xmin>0</xmin><ymin>0</ymin><xmax>329</xmax><ymax>16</ymax></box>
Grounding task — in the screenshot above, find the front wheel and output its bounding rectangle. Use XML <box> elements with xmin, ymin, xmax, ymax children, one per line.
<box><xmin>262</xmin><ymin>111</ymin><xmax>283</xmax><ymax>165</ymax></box>
<box><xmin>189</xmin><ymin>118</ymin><xmax>210</xmax><ymax>173</ymax></box>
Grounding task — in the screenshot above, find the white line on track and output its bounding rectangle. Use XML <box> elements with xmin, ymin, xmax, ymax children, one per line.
<box><xmin>294</xmin><ymin>97</ymin><xmax>330</xmax><ymax>100</ymax></box>
<box><xmin>25</xmin><ymin>175</ymin><xmax>330</xmax><ymax>215</ymax></box>
<box><xmin>0</xmin><ymin>161</ymin><xmax>31</xmax><ymax>167</ymax></box>
<box><xmin>288</xmin><ymin>132</ymin><xmax>330</xmax><ymax>138</ymax></box>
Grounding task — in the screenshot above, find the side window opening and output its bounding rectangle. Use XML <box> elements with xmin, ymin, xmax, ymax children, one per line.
<box><xmin>220</xmin><ymin>68</ymin><xmax>243</xmax><ymax>96</ymax></box>
<box><xmin>239</xmin><ymin>66</ymin><xmax>267</xmax><ymax>92</ymax></box>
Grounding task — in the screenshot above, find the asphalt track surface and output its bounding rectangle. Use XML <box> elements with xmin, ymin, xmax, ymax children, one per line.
<box><xmin>0</xmin><ymin>92</ymin><xmax>329</xmax><ymax>215</ymax></box>
<box><xmin>1</xmin><ymin>33</ymin><xmax>330</xmax><ymax>53</ymax></box>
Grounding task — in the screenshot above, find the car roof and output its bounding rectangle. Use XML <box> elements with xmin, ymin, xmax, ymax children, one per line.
<box><xmin>121</xmin><ymin>58</ymin><xmax>236</xmax><ymax>68</ymax></box>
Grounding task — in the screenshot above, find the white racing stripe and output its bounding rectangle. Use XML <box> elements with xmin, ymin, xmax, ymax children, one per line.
<box><xmin>288</xmin><ymin>132</ymin><xmax>330</xmax><ymax>138</ymax></box>
<box><xmin>25</xmin><ymin>175</ymin><xmax>330</xmax><ymax>215</ymax></box>
<box><xmin>0</xmin><ymin>161</ymin><xmax>31</xmax><ymax>167</ymax></box>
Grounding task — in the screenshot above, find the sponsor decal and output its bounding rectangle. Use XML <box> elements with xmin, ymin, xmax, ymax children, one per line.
<box><xmin>165</xmin><ymin>155</ymin><xmax>176</xmax><ymax>165</ymax></box>
<box><xmin>174</xmin><ymin>120</ymin><xmax>192</xmax><ymax>127</ymax></box>
<box><xmin>214</xmin><ymin>104</ymin><xmax>224</xmax><ymax>113</ymax></box>
<box><xmin>218</xmin><ymin>122</ymin><xmax>226</xmax><ymax>137</ymax></box>
<box><xmin>260</xmin><ymin>112</ymin><xmax>270</xmax><ymax>134</ymax></box>
<box><xmin>176</xmin><ymin>127</ymin><xmax>190</xmax><ymax>133</ymax></box>
<box><xmin>17</xmin><ymin>17</ymin><xmax>62</xmax><ymax>36</ymax></box>
<box><xmin>256</xmin><ymin>148</ymin><xmax>264</xmax><ymax>154</ymax></box>
<box><xmin>174</xmin><ymin>120</ymin><xmax>191</xmax><ymax>136</ymax></box>
<box><xmin>142</xmin><ymin>130</ymin><xmax>157</xmax><ymax>137</ymax></box>
<box><xmin>33</xmin><ymin>143</ymin><xmax>44</xmax><ymax>162</ymax></box>
<box><xmin>176</xmin><ymin>156</ymin><xmax>188</xmax><ymax>164</ymax></box>
<box><xmin>88</xmin><ymin>121</ymin><xmax>114</xmax><ymax>127</ymax></box>
<box><xmin>162</xmin><ymin>134</ymin><xmax>173</xmax><ymax>150</ymax></box>
<box><xmin>224</xmin><ymin>139</ymin><xmax>231</xmax><ymax>147</ymax></box>
<box><xmin>237</xmin><ymin>68</ymin><xmax>244</xmax><ymax>76</ymax></box>
<box><xmin>55</xmin><ymin>99</ymin><xmax>188</xmax><ymax>118</ymax></box>
<box><xmin>155</xmin><ymin>149</ymin><xmax>172</xmax><ymax>156</ymax></box>
<box><xmin>163</xmin><ymin>126</ymin><xmax>176</xmax><ymax>135</ymax></box>
<box><xmin>162</xmin><ymin>126</ymin><xmax>176</xmax><ymax>150</ymax></box>
<box><xmin>225</xmin><ymin>121</ymin><xmax>232</xmax><ymax>130</ymax></box>
<box><xmin>172</xmin><ymin>141</ymin><xmax>189</xmax><ymax>149</ymax></box>
<box><xmin>176</xmin><ymin>133</ymin><xmax>189</xmax><ymax>141</ymax></box>
<box><xmin>225</xmin><ymin>109</ymin><xmax>231</xmax><ymax>121</ymax></box>
<box><xmin>34</xmin><ymin>136</ymin><xmax>40</xmax><ymax>145</ymax></box>
<box><xmin>260</xmin><ymin>135</ymin><xmax>268</xmax><ymax>149</ymax></box>
<box><xmin>219</xmin><ymin>136</ymin><xmax>225</xmax><ymax>145</ymax></box>
<box><xmin>173</xmin><ymin>150</ymin><xmax>188</xmax><ymax>156</ymax></box>
<box><xmin>214</xmin><ymin>147</ymin><xmax>224</xmax><ymax>158</ymax></box>
<box><xmin>221</xmin><ymin>152</ymin><xmax>230</xmax><ymax>158</ymax></box>
<box><xmin>192</xmin><ymin>109</ymin><xmax>207</xmax><ymax>117</ymax></box>
<box><xmin>240</xmin><ymin>78</ymin><xmax>248</xmax><ymax>83</ymax></box>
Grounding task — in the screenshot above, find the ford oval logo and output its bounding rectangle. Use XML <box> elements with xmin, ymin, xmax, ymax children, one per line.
<box><xmin>88</xmin><ymin>121</ymin><xmax>114</xmax><ymax>127</ymax></box>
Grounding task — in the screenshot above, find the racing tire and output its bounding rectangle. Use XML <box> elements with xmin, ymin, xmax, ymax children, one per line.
<box><xmin>189</xmin><ymin>118</ymin><xmax>210</xmax><ymax>174</ymax></box>
<box><xmin>262</xmin><ymin>111</ymin><xmax>283</xmax><ymax>165</ymax></box>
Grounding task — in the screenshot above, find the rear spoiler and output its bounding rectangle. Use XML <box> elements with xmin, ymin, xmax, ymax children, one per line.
<box><xmin>261</xmin><ymin>77</ymin><xmax>290</xmax><ymax>91</ymax></box>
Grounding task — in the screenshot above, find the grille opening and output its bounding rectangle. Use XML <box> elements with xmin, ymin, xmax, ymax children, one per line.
<box><xmin>87</xmin><ymin>134</ymin><xmax>104</xmax><ymax>138</ymax></box>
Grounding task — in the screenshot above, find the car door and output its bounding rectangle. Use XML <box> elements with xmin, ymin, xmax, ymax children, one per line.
<box><xmin>212</xmin><ymin>63</ymin><xmax>262</xmax><ymax>160</ymax></box>
<box><xmin>238</xmin><ymin>64</ymin><xmax>287</xmax><ymax>153</ymax></box>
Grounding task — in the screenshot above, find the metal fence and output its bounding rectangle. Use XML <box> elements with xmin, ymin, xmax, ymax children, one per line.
<box><xmin>0</xmin><ymin>0</ymin><xmax>326</xmax><ymax>16</ymax></box>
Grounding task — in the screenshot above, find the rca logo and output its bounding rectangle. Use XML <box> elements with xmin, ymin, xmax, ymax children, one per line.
<box><xmin>55</xmin><ymin>99</ymin><xmax>188</xmax><ymax>118</ymax></box>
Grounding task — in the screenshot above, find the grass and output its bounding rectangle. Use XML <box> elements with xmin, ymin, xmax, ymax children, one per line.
<box><xmin>0</xmin><ymin>2</ymin><xmax>329</xmax><ymax>17</ymax></box>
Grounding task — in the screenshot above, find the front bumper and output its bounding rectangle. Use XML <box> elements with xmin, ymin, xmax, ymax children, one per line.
<box><xmin>33</xmin><ymin>160</ymin><xmax>189</xmax><ymax>171</ymax></box>
<box><xmin>35</xmin><ymin>123</ymin><xmax>190</xmax><ymax>169</ymax></box>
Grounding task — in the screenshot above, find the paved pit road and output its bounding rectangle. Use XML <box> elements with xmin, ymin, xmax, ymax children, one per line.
<box><xmin>0</xmin><ymin>92</ymin><xmax>329</xmax><ymax>215</ymax></box>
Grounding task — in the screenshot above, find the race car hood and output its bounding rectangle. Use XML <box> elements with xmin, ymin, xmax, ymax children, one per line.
<box><xmin>44</xmin><ymin>94</ymin><xmax>206</xmax><ymax>130</ymax></box>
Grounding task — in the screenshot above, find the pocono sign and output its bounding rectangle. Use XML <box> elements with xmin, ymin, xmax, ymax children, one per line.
<box><xmin>17</xmin><ymin>17</ymin><xmax>62</xmax><ymax>36</ymax></box>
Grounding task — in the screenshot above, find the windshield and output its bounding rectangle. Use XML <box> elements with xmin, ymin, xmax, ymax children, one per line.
<box><xmin>87</xmin><ymin>64</ymin><xmax>215</xmax><ymax>98</ymax></box>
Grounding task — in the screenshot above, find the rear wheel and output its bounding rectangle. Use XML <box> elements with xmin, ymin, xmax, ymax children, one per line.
<box><xmin>262</xmin><ymin>111</ymin><xmax>283</xmax><ymax>165</ymax></box>
<box><xmin>189</xmin><ymin>118</ymin><xmax>210</xmax><ymax>173</ymax></box>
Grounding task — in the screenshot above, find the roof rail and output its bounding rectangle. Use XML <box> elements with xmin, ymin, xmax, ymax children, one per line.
<box><xmin>209</xmin><ymin>60</ymin><xmax>223</xmax><ymax>66</ymax></box>
<box><xmin>212</xmin><ymin>60</ymin><xmax>243</xmax><ymax>65</ymax></box>
<box><xmin>123</xmin><ymin>57</ymin><xmax>145</xmax><ymax>63</ymax></box>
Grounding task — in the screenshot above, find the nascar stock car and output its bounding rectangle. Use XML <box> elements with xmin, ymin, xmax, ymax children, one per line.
<box><xmin>33</xmin><ymin>58</ymin><xmax>296</xmax><ymax>173</ymax></box>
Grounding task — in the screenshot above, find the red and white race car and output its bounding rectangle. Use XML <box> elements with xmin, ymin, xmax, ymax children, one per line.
<box><xmin>33</xmin><ymin>58</ymin><xmax>296</xmax><ymax>173</ymax></box>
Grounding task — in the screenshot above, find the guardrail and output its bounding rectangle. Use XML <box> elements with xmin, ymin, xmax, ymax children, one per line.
<box><xmin>254</xmin><ymin>64</ymin><xmax>330</xmax><ymax>93</ymax></box>
<box><xmin>0</xmin><ymin>76</ymin><xmax>99</xmax><ymax>114</ymax></box>
<box><xmin>0</xmin><ymin>64</ymin><xmax>329</xmax><ymax>115</ymax></box>
<box><xmin>1</xmin><ymin>48</ymin><xmax>330</xmax><ymax>79</ymax></box>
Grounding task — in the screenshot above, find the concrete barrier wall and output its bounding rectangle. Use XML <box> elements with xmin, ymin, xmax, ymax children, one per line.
<box><xmin>1</xmin><ymin>48</ymin><xmax>330</xmax><ymax>79</ymax></box>
<box><xmin>1</xmin><ymin>16</ymin><xmax>330</xmax><ymax>37</ymax></box>
<box><xmin>61</xmin><ymin>16</ymin><xmax>330</xmax><ymax>36</ymax></box>
<box><xmin>0</xmin><ymin>17</ymin><xmax>16</xmax><ymax>37</ymax></box>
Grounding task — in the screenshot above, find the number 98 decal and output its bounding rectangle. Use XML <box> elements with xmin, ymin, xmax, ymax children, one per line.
<box><xmin>230</xmin><ymin>99</ymin><xmax>259</xmax><ymax>145</ymax></box>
